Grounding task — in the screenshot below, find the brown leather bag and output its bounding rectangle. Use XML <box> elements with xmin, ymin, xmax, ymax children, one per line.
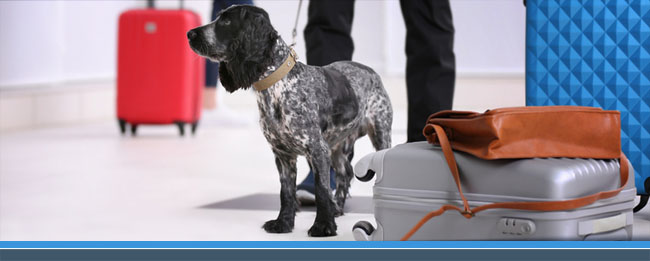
<box><xmin>401</xmin><ymin>106</ymin><xmax>629</xmax><ymax>241</ymax></box>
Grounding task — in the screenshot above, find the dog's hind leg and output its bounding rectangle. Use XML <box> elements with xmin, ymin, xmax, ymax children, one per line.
<box><xmin>331</xmin><ymin>137</ymin><xmax>356</xmax><ymax>216</ymax></box>
<box><xmin>306</xmin><ymin>140</ymin><xmax>338</xmax><ymax>237</ymax></box>
<box><xmin>367</xmin><ymin>114</ymin><xmax>392</xmax><ymax>151</ymax></box>
<box><xmin>263</xmin><ymin>151</ymin><xmax>298</xmax><ymax>233</ymax></box>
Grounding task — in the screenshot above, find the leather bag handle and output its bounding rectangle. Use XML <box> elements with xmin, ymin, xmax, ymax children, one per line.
<box><xmin>400</xmin><ymin>124</ymin><xmax>630</xmax><ymax>241</ymax></box>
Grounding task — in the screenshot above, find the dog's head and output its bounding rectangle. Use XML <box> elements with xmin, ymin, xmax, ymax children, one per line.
<box><xmin>187</xmin><ymin>5</ymin><xmax>279</xmax><ymax>92</ymax></box>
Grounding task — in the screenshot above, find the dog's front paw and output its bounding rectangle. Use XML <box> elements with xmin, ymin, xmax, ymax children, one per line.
<box><xmin>263</xmin><ymin>219</ymin><xmax>293</xmax><ymax>233</ymax></box>
<box><xmin>308</xmin><ymin>220</ymin><xmax>337</xmax><ymax>237</ymax></box>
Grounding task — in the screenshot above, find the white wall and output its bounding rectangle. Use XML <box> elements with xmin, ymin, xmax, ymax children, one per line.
<box><xmin>1</xmin><ymin>1</ymin><xmax>67</xmax><ymax>87</ymax></box>
<box><xmin>259</xmin><ymin>0</ymin><xmax>527</xmax><ymax>76</ymax></box>
<box><xmin>452</xmin><ymin>0</ymin><xmax>526</xmax><ymax>76</ymax></box>
<box><xmin>0</xmin><ymin>1</ymin><xmax>141</xmax><ymax>87</ymax></box>
<box><xmin>61</xmin><ymin>1</ymin><xmax>144</xmax><ymax>81</ymax></box>
<box><xmin>0</xmin><ymin>0</ymin><xmax>526</xmax><ymax>89</ymax></box>
<box><xmin>384</xmin><ymin>0</ymin><xmax>526</xmax><ymax>76</ymax></box>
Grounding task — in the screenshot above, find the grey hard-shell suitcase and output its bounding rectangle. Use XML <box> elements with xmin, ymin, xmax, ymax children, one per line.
<box><xmin>352</xmin><ymin>142</ymin><xmax>636</xmax><ymax>241</ymax></box>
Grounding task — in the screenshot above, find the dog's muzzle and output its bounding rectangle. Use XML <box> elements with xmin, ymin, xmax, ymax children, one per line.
<box><xmin>187</xmin><ymin>29</ymin><xmax>198</xmax><ymax>40</ymax></box>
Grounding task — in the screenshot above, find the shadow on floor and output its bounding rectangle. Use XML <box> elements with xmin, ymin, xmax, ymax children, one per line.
<box><xmin>200</xmin><ymin>193</ymin><xmax>373</xmax><ymax>214</ymax></box>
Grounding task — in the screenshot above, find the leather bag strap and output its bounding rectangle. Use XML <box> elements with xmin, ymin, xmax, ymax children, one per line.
<box><xmin>400</xmin><ymin>124</ymin><xmax>630</xmax><ymax>241</ymax></box>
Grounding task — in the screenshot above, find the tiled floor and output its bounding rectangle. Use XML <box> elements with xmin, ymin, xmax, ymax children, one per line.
<box><xmin>1</xmin><ymin>76</ymin><xmax>648</xmax><ymax>241</ymax></box>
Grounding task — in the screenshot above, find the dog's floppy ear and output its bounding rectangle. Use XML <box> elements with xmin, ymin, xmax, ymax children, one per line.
<box><xmin>235</xmin><ymin>7</ymin><xmax>277</xmax><ymax>63</ymax></box>
<box><xmin>218</xmin><ymin>62</ymin><xmax>238</xmax><ymax>93</ymax></box>
<box><xmin>221</xmin><ymin>6</ymin><xmax>278</xmax><ymax>91</ymax></box>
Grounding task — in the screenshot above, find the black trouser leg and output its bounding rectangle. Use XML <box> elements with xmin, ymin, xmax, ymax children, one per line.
<box><xmin>303</xmin><ymin>0</ymin><xmax>355</xmax><ymax>66</ymax></box>
<box><xmin>400</xmin><ymin>0</ymin><xmax>456</xmax><ymax>142</ymax></box>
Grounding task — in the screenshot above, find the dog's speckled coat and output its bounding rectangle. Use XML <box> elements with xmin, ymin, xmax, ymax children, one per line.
<box><xmin>188</xmin><ymin>5</ymin><xmax>392</xmax><ymax>237</ymax></box>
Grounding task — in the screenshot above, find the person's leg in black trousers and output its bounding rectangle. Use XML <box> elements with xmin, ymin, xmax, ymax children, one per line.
<box><xmin>303</xmin><ymin>0</ymin><xmax>355</xmax><ymax>66</ymax></box>
<box><xmin>400</xmin><ymin>0</ymin><xmax>456</xmax><ymax>142</ymax></box>
<box><xmin>297</xmin><ymin>0</ymin><xmax>355</xmax><ymax>204</ymax></box>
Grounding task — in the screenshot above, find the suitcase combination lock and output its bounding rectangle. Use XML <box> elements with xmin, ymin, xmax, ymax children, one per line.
<box><xmin>497</xmin><ymin>218</ymin><xmax>536</xmax><ymax>236</ymax></box>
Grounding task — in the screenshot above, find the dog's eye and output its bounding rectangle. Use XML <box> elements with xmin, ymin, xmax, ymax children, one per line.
<box><xmin>220</xmin><ymin>19</ymin><xmax>231</xmax><ymax>26</ymax></box>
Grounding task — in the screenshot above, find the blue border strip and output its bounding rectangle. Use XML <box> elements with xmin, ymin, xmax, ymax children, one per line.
<box><xmin>0</xmin><ymin>241</ymin><xmax>649</xmax><ymax>249</ymax></box>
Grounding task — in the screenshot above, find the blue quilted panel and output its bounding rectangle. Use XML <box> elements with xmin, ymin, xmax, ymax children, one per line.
<box><xmin>526</xmin><ymin>0</ymin><xmax>650</xmax><ymax>195</ymax></box>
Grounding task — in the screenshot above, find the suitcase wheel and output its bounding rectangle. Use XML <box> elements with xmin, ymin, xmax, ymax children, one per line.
<box><xmin>634</xmin><ymin>195</ymin><xmax>648</xmax><ymax>213</ymax></box>
<box><xmin>191</xmin><ymin>121</ymin><xmax>199</xmax><ymax>135</ymax></box>
<box><xmin>174</xmin><ymin>121</ymin><xmax>185</xmax><ymax>136</ymax></box>
<box><xmin>357</xmin><ymin>169</ymin><xmax>375</xmax><ymax>182</ymax></box>
<box><xmin>352</xmin><ymin>221</ymin><xmax>375</xmax><ymax>241</ymax></box>
<box><xmin>118</xmin><ymin>119</ymin><xmax>127</xmax><ymax>135</ymax></box>
<box><xmin>118</xmin><ymin>120</ymin><xmax>197</xmax><ymax>137</ymax></box>
<box><xmin>130</xmin><ymin>124</ymin><xmax>138</xmax><ymax>136</ymax></box>
<box><xmin>634</xmin><ymin>178</ymin><xmax>650</xmax><ymax>213</ymax></box>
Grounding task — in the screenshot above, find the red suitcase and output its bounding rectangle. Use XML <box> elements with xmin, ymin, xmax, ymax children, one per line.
<box><xmin>117</xmin><ymin>4</ymin><xmax>204</xmax><ymax>136</ymax></box>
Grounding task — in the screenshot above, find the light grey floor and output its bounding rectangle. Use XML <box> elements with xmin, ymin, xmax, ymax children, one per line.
<box><xmin>1</xmin><ymin>76</ymin><xmax>648</xmax><ymax>241</ymax></box>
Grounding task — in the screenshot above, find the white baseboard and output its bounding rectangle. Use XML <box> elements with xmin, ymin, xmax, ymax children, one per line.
<box><xmin>0</xmin><ymin>75</ymin><xmax>526</xmax><ymax>133</ymax></box>
<box><xmin>0</xmin><ymin>80</ymin><xmax>116</xmax><ymax>132</ymax></box>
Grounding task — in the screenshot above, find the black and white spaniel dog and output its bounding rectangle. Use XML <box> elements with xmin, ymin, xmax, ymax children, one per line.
<box><xmin>187</xmin><ymin>5</ymin><xmax>392</xmax><ymax>237</ymax></box>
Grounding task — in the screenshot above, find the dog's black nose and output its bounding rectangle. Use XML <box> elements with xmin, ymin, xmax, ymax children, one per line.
<box><xmin>187</xmin><ymin>30</ymin><xmax>197</xmax><ymax>40</ymax></box>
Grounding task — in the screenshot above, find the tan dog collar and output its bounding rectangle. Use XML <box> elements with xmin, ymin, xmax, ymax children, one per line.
<box><xmin>253</xmin><ymin>49</ymin><xmax>297</xmax><ymax>91</ymax></box>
